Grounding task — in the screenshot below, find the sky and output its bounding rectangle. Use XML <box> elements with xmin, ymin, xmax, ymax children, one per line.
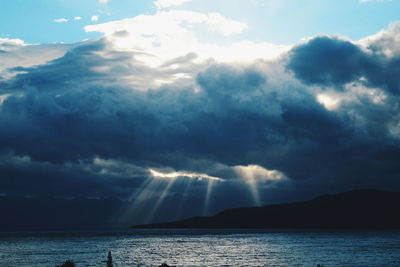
<box><xmin>1</xmin><ymin>0</ymin><xmax>400</xmax><ymax>224</ymax></box>
<box><xmin>2</xmin><ymin>0</ymin><xmax>400</xmax><ymax>44</ymax></box>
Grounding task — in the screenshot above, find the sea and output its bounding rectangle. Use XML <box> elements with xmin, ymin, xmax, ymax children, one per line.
<box><xmin>0</xmin><ymin>229</ymin><xmax>399</xmax><ymax>267</ymax></box>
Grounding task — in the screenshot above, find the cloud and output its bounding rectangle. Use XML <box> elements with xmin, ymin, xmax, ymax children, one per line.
<box><xmin>359</xmin><ymin>0</ymin><xmax>392</xmax><ymax>3</ymax></box>
<box><xmin>54</xmin><ymin>18</ymin><xmax>69</xmax><ymax>23</ymax></box>
<box><xmin>84</xmin><ymin>10</ymin><xmax>284</xmax><ymax>67</ymax></box>
<box><xmin>0</xmin><ymin>151</ymin><xmax>145</xmax><ymax>198</ymax></box>
<box><xmin>287</xmin><ymin>36</ymin><xmax>369</xmax><ymax>87</ymax></box>
<box><xmin>154</xmin><ymin>0</ymin><xmax>192</xmax><ymax>9</ymax></box>
<box><xmin>358</xmin><ymin>22</ymin><xmax>400</xmax><ymax>58</ymax></box>
<box><xmin>1</xmin><ymin>12</ymin><xmax>400</xmax><ymax>217</ymax></box>
<box><xmin>74</xmin><ymin>16</ymin><xmax>82</xmax><ymax>20</ymax></box>
<box><xmin>149</xmin><ymin>168</ymin><xmax>224</xmax><ymax>181</ymax></box>
<box><xmin>91</xmin><ymin>15</ymin><xmax>100</xmax><ymax>22</ymax></box>
<box><xmin>0</xmin><ymin>94</ymin><xmax>10</xmax><ymax>105</ymax></box>
<box><xmin>99</xmin><ymin>0</ymin><xmax>109</xmax><ymax>4</ymax></box>
<box><xmin>0</xmin><ymin>39</ymin><xmax>70</xmax><ymax>80</ymax></box>
<box><xmin>287</xmin><ymin>29</ymin><xmax>400</xmax><ymax>95</ymax></box>
<box><xmin>0</xmin><ymin>38</ymin><xmax>25</xmax><ymax>51</ymax></box>
<box><xmin>205</xmin><ymin>13</ymin><xmax>247</xmax><ymax>36</ymax></box>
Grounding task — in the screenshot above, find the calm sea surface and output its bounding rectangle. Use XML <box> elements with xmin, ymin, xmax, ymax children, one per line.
<box><xmin>0</xmin><ymin>229</ymin><xmax>399</xmax><ymax>267</ymax></box>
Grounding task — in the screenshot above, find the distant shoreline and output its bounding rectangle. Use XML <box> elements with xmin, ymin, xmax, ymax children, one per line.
<box><xmin>133</xmin><ymin>190</ymin><xmax>400</xmax><ymax>229</ymax></box>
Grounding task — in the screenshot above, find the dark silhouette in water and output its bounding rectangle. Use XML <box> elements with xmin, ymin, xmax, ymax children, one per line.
<box><xmin>134</xmin><ymin>190</ymin><xmax>400</xmax><ymax>229</ymax></box>
<box><xmin>55</xmin><ymin>260</ymin><xmax>75</xmax><ymax>267</ymax></box>
<box><xmin>158</xmin><ymin>263</ymin><xmax>171</xmax><ymax>267</ymax></box>
<box><xmin>107</xmin><ymin>251</ymin><xmax>113</xmax><ymax>267</ymax></box>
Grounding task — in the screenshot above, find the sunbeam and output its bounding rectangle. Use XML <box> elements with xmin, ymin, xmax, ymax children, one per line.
<box><xmin>145</xmin><ymin>177</ymin><xmax>177</xmax><ymax>223</ymax></box>
<box><xmin>247</xmin><ymin>179</ymin><xmax>262</xmax><ymax>206</ymax></box>
<box><xmin>202</xmin><ymin>180</ymin><xmax>215</xmax><ymax>216</ymax></box>
<box><xmin>175</xmin><ymin>177</ymin><xmax>195</xmax><ymax>218</ymax></box>
<box><xmin>116</xmin><ymin>177</ymin><xmax>171</xmax><ymax>225</ymax></box>
<box><xmin>234</xmin><ymin>165</ymin><xmax>285</xmax><ymax>206</ymax></box>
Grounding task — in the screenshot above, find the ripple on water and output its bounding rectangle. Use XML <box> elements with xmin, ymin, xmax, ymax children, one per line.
<box><xmin>0</xmin><ymin>230</ymin><xmax>400</xmax><ymax>267</ymax></box>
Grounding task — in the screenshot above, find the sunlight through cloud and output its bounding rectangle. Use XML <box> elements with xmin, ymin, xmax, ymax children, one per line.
<box><xmin>149</xmin><ymin>169</ymin><xmax>224</xmax><ymax>182</ymax></box>
<box><xmin>84</xmin><ymin>10</ymin><xmax>286</xmax><ymax>69</ymax></box>
<box><xmin>234</xmin><ymin>165</ymin><xmax>285</xmax><ymax>182</ymax></box>
<box><xmin>0</xmin><ymin>94</ymin><xmax>10</xmax><ymax>105</ymax></box>
<box><xmin>234</xmin><ymin>165</ymin><xmax>286</xmax><ymax>206</ymax></box>
<box><xmin>317</xmin><ymin>93</ymin><xmax>341</xmax><ymax>111</ymax></box>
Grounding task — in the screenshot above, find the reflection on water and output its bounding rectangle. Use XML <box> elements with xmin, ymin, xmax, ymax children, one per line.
<box><xmin>0</xmin><ymin>229</ymin><xmax>399</xmax><ymax>267</ymax></box>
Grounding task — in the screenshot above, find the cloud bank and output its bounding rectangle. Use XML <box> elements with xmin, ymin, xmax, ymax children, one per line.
<box><xmin>1</xmin><ymin>8</ymin><xmax>400</xmax><ymax>219</ymax></box>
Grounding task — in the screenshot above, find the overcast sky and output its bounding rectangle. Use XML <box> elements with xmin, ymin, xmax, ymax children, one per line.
<box><xmin>1</xmin><ymin>0</ymin><xmax>400</xmax><ymax>221</ymax></box>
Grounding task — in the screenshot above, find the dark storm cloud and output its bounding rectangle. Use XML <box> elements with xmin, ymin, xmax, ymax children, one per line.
<box><xmin>1</xmin><ymin>26</ymin><xmax>400</xmax><ymax>202</ymax></box>
<box><xmin>0</xmin><ymin>39</ymin><xmax>201</xmax><ymax>163</ymax></box>
<box><xmin>287</xmin><ymin>31</ymin><xmax>400</xmax><ymax>94</ymax></box>
<box><xmin>0</xmin><ymin>151</ymin><xmax>147</xmax><ymax>198</ymax></box>
<box><xmin>287</xmin><ymin>36</ymin><xmax>369</xmax><ymax>86</ymax></box>
<box><xmin>0</xmin><ymin>44</ymin><xmax>275</xmax><ymax>166</ymax></box>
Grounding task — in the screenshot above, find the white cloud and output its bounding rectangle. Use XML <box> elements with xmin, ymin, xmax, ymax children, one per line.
<box><xmin>99</xmin><ymin>0</ymin><xmax>109</xmax><ymax>4</ymax></box>
<box><xmin>54</xmin><ymin>18</ymin><xmax>69</xmax><ymax>23</ymax></box>
<box><xmin>317</xmin><ymin>93</ymin><xmax>341</xmax><ymax>111</ymax></box>
<box><xmin>205</xmin><ymin>13</ymin><xmax>247</xmax><ymax>36</ymax></box>
<box><xmin>91</xmin><ymin>15</ymin><xmax>100</xmax><ymax>22</ymax></box>
<box><xmin>74</xmin><ymin>16</ymin><xmax>82</xmax><ymax>20</ymax></box>
<box><xmin>0</xmin><ymin>39</ymin><xmax>71</xmax><ymax>80</ymax></box>
<box><xmin>233</xmin><ymin>165</ymin><xmax>286</xmax><ymax>205</ymax></box>
<box><xmin>359</xmin><ymin>0</ymin><xmax>392</xmax><ymax>2</ymax></box>
<box><xmin>234</xmin><ymin>165</ymin><xmax>286</xmax><ymax>182</ymax></box>
<box><xmin>154</xmin><ymin>0</ymin><xmax>192</xmax><ymax>9</ymax></box>
<box><xmin>358</xmin><ymin>22</ymin><xmax>400</xmax><ymax>58</ymax></box>
<box><xmin>84</xmin><ymin>10</ymin><xmax>286</xmax><ymax>68</ymax></box>
<box><xmin>315</xmin><ymin>82</ymin><xmax>388</xmax><ymax>111</ymax></box>
<box><xmin>149</xmin><ymin>169</ymin><xmax>223</xmax><ymax>181</ymax></box>
<box><xmin>0</xmin><ymin>38</ymin><xmax>25</xmax><ymax>51</ymax></box>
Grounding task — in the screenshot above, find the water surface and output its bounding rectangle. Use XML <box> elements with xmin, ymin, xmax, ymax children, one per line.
<box><xmin>0</xmin><ymin>229</ymin><xmax>399</xmax><ymax>267</ymax></box>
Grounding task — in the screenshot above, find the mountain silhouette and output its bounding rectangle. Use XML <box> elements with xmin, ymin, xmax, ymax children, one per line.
<box><xmin>133</xmin><ymin>190</ymin><xmax>400</xmax><ymax>229</ymax></box>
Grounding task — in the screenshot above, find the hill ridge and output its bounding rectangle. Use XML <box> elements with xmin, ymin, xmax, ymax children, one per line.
<box><xmin>133</xmin><ymin>189</ymin><xmax>400</xmax><ymax>229</ymax></box>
